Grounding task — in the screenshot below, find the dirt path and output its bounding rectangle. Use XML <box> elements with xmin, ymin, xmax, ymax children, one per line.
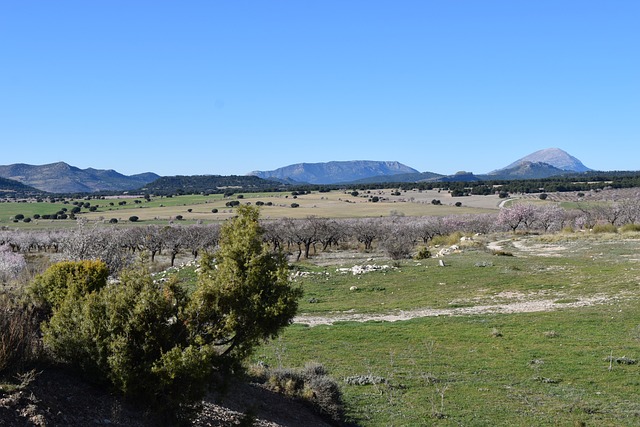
<box><xmin>294</xmin><ymin>295</ymin><xmax>611</xmax><ymax>327</ymax></box>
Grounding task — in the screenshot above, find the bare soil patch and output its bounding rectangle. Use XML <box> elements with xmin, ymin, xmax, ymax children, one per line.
<box><xmin>294</xmin><ymin>294</ymin><xmax>613</xmax><ymax>327</ymax></box>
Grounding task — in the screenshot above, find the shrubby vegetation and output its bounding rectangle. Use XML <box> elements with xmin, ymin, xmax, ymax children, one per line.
<box><xmin>1</xmin><ymin>205</ymin><xmax>303</xmax><ymax>424</ymax></box>
<box><xmin>252</xmin><ymin>362</ymin><xmax>344</xmax><ymax>422</ymax></box>
<box><xmin>3</xmin><ymin>186</ymin><xmax>640</xmax><ymax>423</ymax></box>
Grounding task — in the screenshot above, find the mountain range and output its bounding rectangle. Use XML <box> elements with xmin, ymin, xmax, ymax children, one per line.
<box><xmin>250</xmin><ymin>160</ymin><xmax>419</xmax><ymax>185</ymax></box>
<box><xmin>0</xmin><ymin>148</ymin><xmax>599</xmax><ymax>194</ymax></box>
<box><xmin>249</xmin><ymin>148</ymin><xmax>593</xmax><ymax>185</ymax></box>
<box><xmin>0</xmin><ymin>162</ymin><xmax>159</xmax><ymax>193</ymax></box>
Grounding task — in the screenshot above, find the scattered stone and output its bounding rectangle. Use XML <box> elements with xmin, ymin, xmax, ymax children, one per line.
<box><xmin>475</xmin><ymin>261</ymin><xmax>493</xmax><ymax>267</ymax></box>
<box><xmin>344</xmin><ymin>375</ymin><xmax>387</xmax><ymax>386</ymax></box>
<box><xmin>604</xmin><ymin>356</ymin><xmax>637</xmax><ymax>365</ymax></box>
<box><xmin>434</xmin><ymin>244</ymin><xmax>461</xmax><ymax>257</ymax></box>
<box><xmin>336</xmin><ymin>264</ymin><xmax>393</xmax><ymax>275</ymax></box>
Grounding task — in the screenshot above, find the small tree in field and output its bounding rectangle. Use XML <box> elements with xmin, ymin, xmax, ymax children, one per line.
<box><xmin>187</xmin><ymin>205</ymin><xmax>302</xmax><ymax>361</ymax></box>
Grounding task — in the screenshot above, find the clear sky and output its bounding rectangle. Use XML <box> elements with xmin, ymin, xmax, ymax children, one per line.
<box><xmin>1</xmin><ymin>1</ymin><xmax>638</xmax><ymax>176</ymax></box>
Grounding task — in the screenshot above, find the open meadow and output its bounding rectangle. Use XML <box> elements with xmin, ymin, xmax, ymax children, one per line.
<box><xmin>247</xmin><ymin>232</ymin><xmax>640</xmax><ymax>426</ymax></box>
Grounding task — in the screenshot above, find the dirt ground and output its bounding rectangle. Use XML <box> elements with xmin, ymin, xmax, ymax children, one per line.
<box><xmin>0</xmin><ymin>368</ymin><xmax>336</xmax><ymax>427</ymax></box>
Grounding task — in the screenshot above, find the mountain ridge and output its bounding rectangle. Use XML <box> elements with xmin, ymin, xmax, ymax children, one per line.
<box><xmin>1</xmin><ymin>148</ymin><xmax>597</xmax><ymax>193</ymax></box>
<box><xmin>250</xmin><ymin>160</ymin><xmax>420</xmax><ymax>185</ymax></box>
<box><xmin>500</xmin><ymin>148</ymin><xmax>591</xmax><ymax>172</ymax></box>
<box><xmin>0</xmin><ymin>162</ymin><xmax>160</xmax><ymax>193</ymax></box>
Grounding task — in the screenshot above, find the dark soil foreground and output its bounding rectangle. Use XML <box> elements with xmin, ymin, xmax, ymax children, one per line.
<box><xmin>0</xmin><ymin>368</ymin><xmax>336</xmax><ymax>427</ymax></box>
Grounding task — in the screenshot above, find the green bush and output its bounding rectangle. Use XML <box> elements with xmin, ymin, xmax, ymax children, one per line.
<box><xmin>42</xmin><ymin>264</ymin><xmax>213</xmax><ymax>421</ymax></box>
<box><xmin>28</xmin><ymin>260</ymin><xmax>109</xmax><ymax>312</ymax></box>
<box><xmin>592</xmin><ymin>223</ymin><xmax>618</xmax><ymax>234</ymax></box>
<box><xmin>414</xmin><ymin>246</ymin><xmax>431</xmax><ymax>260</ymax></box>
<box><xmin>620</xmin><ymin>223</ymin><xmax>640</xmax><ymax>233</ymax></box>
<box><xmin>39</xmin><ymin>205</ymin><xmax>301</xmax><ymax>423</ymax></box>
<box><xmin>432</xmin><ymin>231</ymin><xmax>464</xmax><ymax>247</ymax></box>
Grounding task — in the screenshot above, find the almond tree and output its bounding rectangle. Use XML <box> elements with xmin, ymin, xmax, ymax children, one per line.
<box><xmin>317</xmin><ymin>218</ymin><xmax>344</xmax><ymax>251</ymax></box>
<box><xmin>139</xmin><ymin>225</ymin><xmax>164</xmax><ymax>262</ymax></box>
<box><xmin>282</xmin><ymin>216</ymin><xmax>323</xmax><ymax>261</ymax></box>
<box><xmin>0</xmin><ymin>244</ymin><xmax>26</xmax><ymax>282</ymax></box>
<box><xmin>349</xmin><ymin>217</ymin><xmax>383</xmax><ymax>251</ymax></box>
<box><xmin>415</xmin><ymin>216</ymin><xmax>444</xmax><ymax>245</ymax></box>
<box><xmin>380</xmin><ymin>217</ymin><xmax>416</xmax><ymax>260</ymax></box>
<box><xmin>535</xmin><ymin>204</ymin><xmax>565</xmax><ymax>232</ymax></box>
<box><xmin>62</xmin><ymin>220</ymin><xmax>130</xmax><ymax>273</ymax></box>
<box><xmin>498</xmin><ymin>203</ymin><xmax>537</xmax><ymax>232</ymax></box>
<box><xmin>161</xmin><ymin>225</ymin><xmax>185</xmax><ymax>267</ymax></box>
<box><xmin>261</xmin><ymin>219</ymin><xmax>287</xmax><ymax>251</ymax></box>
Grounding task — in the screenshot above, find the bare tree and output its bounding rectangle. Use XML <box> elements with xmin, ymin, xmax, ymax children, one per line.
<box><xmin>262</xmin><ymin>219</ymin><xmax>287</xmax><ymax>251</ymax></box>
<box><xmin>62</xmin><ymin>220</ymin><xmax>131</xmax><ymax>273</ymax></box>
<box><xmin>349</xmin><ymin>217</ymin><xmax>383</xmax><ymax>251</ymax></box>
<box><xmin>414</xmin><ymin>216</ymin><xmax>444</xmax><ymax>245</ymax></box>
<box><xmin>282</xmin><ymin>217</ymin><xmax>325</xmax><ymax>261</ymax></box>
<box><xmin>139</xmin><ymin>225</ymin><xmax>164</xmax><ymax>262</ymax></box>
<box><xmin>161</xmin><ymin>225</ymin><xmax>185</xmax><ymax>267</ymax></box>
<box><xmin>380</xmin><ymin>217</ymin><xmax>415</xmax><ymax>260</ymax></box>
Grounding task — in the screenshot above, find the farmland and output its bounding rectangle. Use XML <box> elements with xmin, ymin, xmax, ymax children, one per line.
<box><xmin>0</xmin><ymin>189</ymin><xmax>501</xmax><ymax>227</ymax></box>
<box><xmin>2</xmin><ymin>188</ymin><xmax>640</xmax><ymax>425</ymax></box>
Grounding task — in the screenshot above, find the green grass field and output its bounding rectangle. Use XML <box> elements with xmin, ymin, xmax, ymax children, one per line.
<box><xmin>245</xmin><ymin>233</ymin><xmax>640</xmax><ymax>426</ymax></box>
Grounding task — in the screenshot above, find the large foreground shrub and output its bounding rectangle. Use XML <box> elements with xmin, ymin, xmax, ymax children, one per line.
<box><xmin>40</xmin><ymin>205</ymin><xmax>301</xmax><ymax>423</ymax></box>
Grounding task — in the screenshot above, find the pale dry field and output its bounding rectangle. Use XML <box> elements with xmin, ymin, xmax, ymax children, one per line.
<box><xmin>80</xmin><ymin>189</ymin><xmax>502</xmax><ymax>222</ymax></box>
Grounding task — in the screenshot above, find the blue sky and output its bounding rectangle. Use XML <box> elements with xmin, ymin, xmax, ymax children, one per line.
<box><xmin>1</xmin><ymin>1</ymin><xmax>638</xmax><ymax>176</ymax></box>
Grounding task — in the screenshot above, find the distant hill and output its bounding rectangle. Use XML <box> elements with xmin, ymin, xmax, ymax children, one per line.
<box><xmin>483</xmin><ymin>161</ymin><xmax>572</xmax><ymax>180</ymax></box>
<box><xmin>500</xmin><ymin>148</ymin><xmax>591</xmax><ymax>173</ymax></box>
<box><xmin>250</xmin><ymin>161</ymin><xmax>419</xmax><ymax>185</ymax></box>
<box><xmin>0</xmin><ymin>162</ymin><xmax>160</xmax><ymax>193</ymax></box>
<box><xmin>140</xmin><ymin>175</ymin><xmax>287</xmax><ymax>195</ymax></box>
<box><xmin>2</xmin><ymin>148</ymin><xmax>596</xmax><ymax>194</ymax></box>
<box><xmin>0</xmin><ymin>176</ymin><xmax>44</xmax><ymax>197</ymax></box>
<box><xmin>435</xmin><ymin>171</ymin><xmax>482</xmax><ymax>182</ymax></box>
<box><xmin>346</xmin><ymin>171</ymin><xmax>444</xmax><ymax>185</ymax></box>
